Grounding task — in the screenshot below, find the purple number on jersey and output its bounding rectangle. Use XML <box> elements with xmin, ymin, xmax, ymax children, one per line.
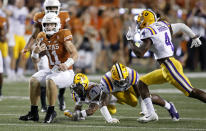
<box><xmin>165</xmin><ymin>32</ymin><xmax>174</xmax><ymax>51</ymax></box>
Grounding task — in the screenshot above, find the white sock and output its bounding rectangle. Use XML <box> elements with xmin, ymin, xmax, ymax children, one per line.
<box><xmin>139</xmin><ymin>96</ymin><xmax>147</xmax><ymax>114</ymax></box>
<box><xmin>17</xmin><ymin>68</ymin><xmax>24</xmax><ymax>76</ymax></box>
<box><xmin>164</xmin><ymin>100</ymin><xmax>171</xmax><ymax>110</ymax></box>
<box><xmin>144</xmin><ymin>97</ymin><xmax>155</xmax><ymax>115</ymax></box>
<box><xmin>10</xmin><ymin>70</ymin><xmax>15</xmax><ymax>76</ymax></box>
<box><xmin>4</xmin><ymin>57</ymin><xmax>11</xmax><ymax>76</ymax></box>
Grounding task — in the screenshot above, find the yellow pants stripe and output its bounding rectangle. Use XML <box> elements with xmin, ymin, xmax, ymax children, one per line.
<box><xmin>164</xmin><ymin>59</ymin><xmax>193</xmax><ymax>93</ymax></box>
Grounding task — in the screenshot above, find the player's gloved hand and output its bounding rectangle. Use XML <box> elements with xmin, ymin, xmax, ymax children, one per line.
<box><xmin>64</xmin><ymin>110</ymin><xmax>73</xmax><ymax>118</ymax></box>
<box><xmin>107</xmin><ymin>118</ymin><xmax>120</xmax><ymax>124</ymax></box>
<box><xmin>72</xmin><ymin>110</ymin><xmax>81</xmax><ymax>121</ymax></box>
<box><xmin>126</xmin><ymin>26</ymin><xmax>135</xmax><ymax>41</ymax></box>
<box><xmin>191</xmin><ymin>36</ymin><xmax>202</xmax><ymax>48</ymax></box>
<box><xmin>59</xmin><ymin>63</ymin><xmax>68</xmax><ymax>71</ymax></box>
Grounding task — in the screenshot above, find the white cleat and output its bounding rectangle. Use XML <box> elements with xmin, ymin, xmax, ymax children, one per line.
<box><xmin>138</xmin><ymin>113</ymin><xmax>158</xmax><ymax>123</ymax></box>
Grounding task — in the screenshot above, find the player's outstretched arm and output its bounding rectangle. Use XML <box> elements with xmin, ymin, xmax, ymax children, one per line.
<box><xmin>100</xmin><ymin>106</ymin><xmax>119</xmax><ymax>123</ymax></box>
<box><xmin>171</xmin><ymin>23</ymin><xmax>202</xmax><ymax>48</ymax></box>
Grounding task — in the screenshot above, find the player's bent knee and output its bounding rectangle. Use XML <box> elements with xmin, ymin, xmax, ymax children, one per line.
<box><xmin>30</xmin><ymin>77</ymin><xmax>40</xmax><ymax>86</ymax></box>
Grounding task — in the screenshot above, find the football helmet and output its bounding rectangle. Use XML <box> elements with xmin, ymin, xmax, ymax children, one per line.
<box><xmin>42</xmin><ymin>12</ymin><xmax>61</xmax><ymax>36</ymax></box>
<box><xmin>43</xmin><ymin>0</ymin><xmax>61</xmax><ymax>15</ymax></box>
<box><xmin>111</xmin><ymin>63</ymin><xmax>129</xmax><ymax>87</ymax></box>
<box><xmin>72</xmin><ymin>73</ymin><xmax>89</xmax><ymax>99</ymax></box>
<box><xmin>137</xmin><ymin>10</ymin><xmax>157</xmax><ymax>29</ymax></box>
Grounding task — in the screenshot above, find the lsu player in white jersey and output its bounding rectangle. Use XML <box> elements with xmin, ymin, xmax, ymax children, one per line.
<box><xmin>4</xmin><ymin>0</ymin><xmax>29</xmax><ymax>80</ymax></box>
<box><xmin>64</xmin><ymin>73</ymin><xmax>119</xmax><ymax>123</ymax></box>
<box><xmin>100</xmin><ymin>63</ymin><xmax>179</xmax><ymax>121</ymax></box>
<box><xmin>0</xmin><ymin>0</ymin><xmax>11</xmax><ymax>77</ymax></box>
<box><xmin>127</xmin><ymin>10</ymin><xmax>206</xmax><ymax>123</ymax></box>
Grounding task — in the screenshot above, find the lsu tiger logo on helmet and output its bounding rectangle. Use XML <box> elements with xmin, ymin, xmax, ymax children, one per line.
<box><xmin>42</xmin><ymin>12</ymin><xmax>61</xmax><ymax>36</ymax></box>
<box><xmin>73</xmin><ymin>73</ymin><xmax>89</xmax><ymax>90</ymax></box>
<box><xmin>43</xmin><ymin>0</ymin><xmax>61</xmax><ymax>15</ymax></box>
<box><xmin>111</xmin><ymin>63</ymin><xmax>129</xmax><ymax>87</ymax></box>
<box><xmin>137</xmin><ymin>10</ymin><xmax>157</xmax><ymax>29</ymax></box>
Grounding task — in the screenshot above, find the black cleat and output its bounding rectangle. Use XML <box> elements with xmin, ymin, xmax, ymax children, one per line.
<box><xmin>43</xmin><ymin>110</ymin><xmax>57</xmax><ymax>123</ymax></box>
<box><xmin>19</xmin><ymin>111</ymin><xmax>39</xmax><ymax>121</ymax></box>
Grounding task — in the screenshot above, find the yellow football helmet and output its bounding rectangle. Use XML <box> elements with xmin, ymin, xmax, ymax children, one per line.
<box><xmin>72</xmin><ymin>73</ymin><xmax>89</xmax><ymax>98</ymax></box>
<box><xmin>137</xmin><ymin>10</ymin><xmax>157</xmax><ymax>29</ymax></box>
<box><xmin>111</xmin><ymin>63</ymin><xmax>129</xmax><ymax>87</ymax></box>
<box><xmin>73</xmin><ymin>73</ymin><xmax>89</xmax><ymax>90</ymax></box>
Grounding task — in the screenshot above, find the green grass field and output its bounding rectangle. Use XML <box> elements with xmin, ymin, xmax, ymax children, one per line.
<box><xmin>0</xmin><ymin>78</ymin><xmax>206</xmax><ymax>131</ymax></box>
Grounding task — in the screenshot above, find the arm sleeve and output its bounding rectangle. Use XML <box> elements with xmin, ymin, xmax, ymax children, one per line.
<box><xmin>171</xmin><ymin>23</ymin><xmax>196</xmax><ymax>38</ymax></box>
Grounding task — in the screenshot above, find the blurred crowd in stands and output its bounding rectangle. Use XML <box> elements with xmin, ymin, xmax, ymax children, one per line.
<box><xmin>1</xmin><ymin>0</ymin><xmax>206</xmax><ymax>80</ymax></box>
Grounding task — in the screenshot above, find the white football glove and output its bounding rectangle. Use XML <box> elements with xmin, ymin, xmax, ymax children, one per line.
<box><xmin>190</xmin><ymin>37</ymin><xmax>202</xmax><ymax>48</ymax></box>
<box><xmin>71</xmin><ymin>110</ymin><xmax>86</xmax><ymax>121</ymax></box>
<box><xmin>107</xmin><ymin>118</ymin><xmax>120</xmax><ymax>124</ymax></box>
<box><xmin>126</xmin><ymin>26</ymin><xmax>135</xmax><ymax>41</ymax></box>
<box><xmin>72</xmin><ymin>110</ymin><xmax>81</xmax><ymax>121</ymax></box>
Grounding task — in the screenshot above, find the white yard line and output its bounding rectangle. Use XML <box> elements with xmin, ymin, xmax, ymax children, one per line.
<box><xmin>0</xmin><ymin>123</ymin><xmax>205</xmax><ymax>130</ymax></box>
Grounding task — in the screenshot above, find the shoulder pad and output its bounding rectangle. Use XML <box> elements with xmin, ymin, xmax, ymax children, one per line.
<box><xmin>58</xmin><ymin>29</ymin><xmax>72</xmax><ymax>41</ymax></box>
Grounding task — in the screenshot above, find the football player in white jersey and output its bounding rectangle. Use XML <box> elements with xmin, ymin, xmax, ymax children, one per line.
<box><xmin>64</xmin><ymin>73</ymin><xmax>119</xmax><ymax>123</ymax></box>
<box><xmin>100</xmin><ymin>63</ymin><xmax>179</xmax><ymax>121</ymax></box>
<box><xmin>126</xmin><ymin>10</ymin><xmax>206</xmax><ymax>123</ymax></box>
<box><xmin>3</xmin><ymin>0</ymin><xmax>29</xmax><ymax>80</ymax></box>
